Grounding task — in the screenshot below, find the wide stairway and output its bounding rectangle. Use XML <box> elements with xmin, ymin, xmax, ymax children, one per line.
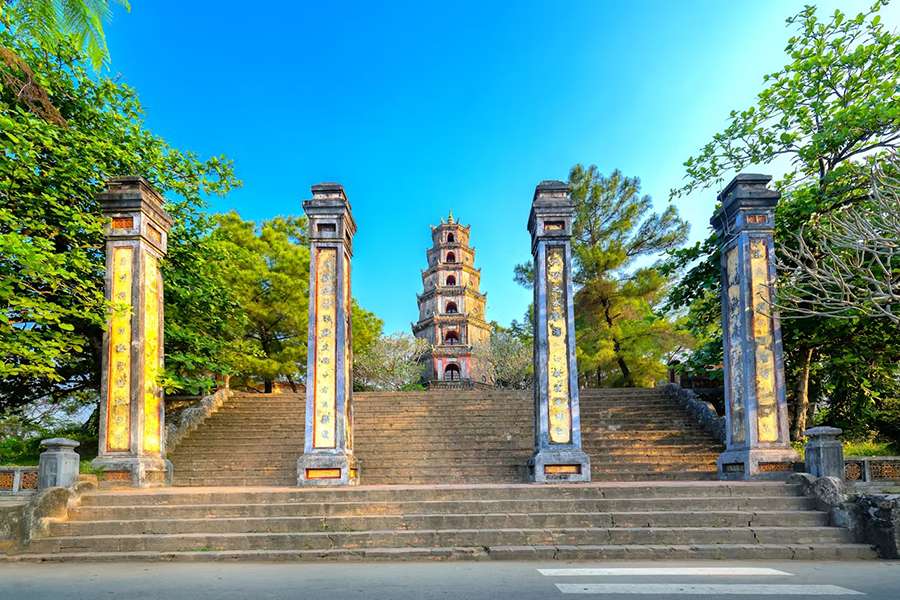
<box><xmin>10</xmin><ymin>482</ymin><xmax>876</xmax><ymax>561</ymax></box>
<box><xmin>168</xmin><ymin>388</ymin><xmax>723</xmax><ymax>486</ymax></box>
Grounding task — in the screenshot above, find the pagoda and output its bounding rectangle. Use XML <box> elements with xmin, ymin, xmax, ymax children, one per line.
<box><xmin>412</xmin><ymin>212</ymin><xmax>491</xmax><ymax>386</ymax></box>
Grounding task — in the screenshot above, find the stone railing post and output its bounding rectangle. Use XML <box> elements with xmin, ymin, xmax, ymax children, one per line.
<box><xmin>712</xmin><ymin>174</ymin><xmax>798</xmax><ymax>479</ymax></box>
<box><xmin>527</xmin><ymin>180</ymin><xmax>590</xmax><ymax>483</ymax></box>
<box><xmin>805</xmin><ymin>426</ymin><xmax>844</xmax><ymax>480</ymax></box>
<box><xmin>92</xmin><ymin>177</ymin><xmax>173</xmax><ymax>487</ymax></box>
<box><xmin>297</xmin><ymin>183</ymin><xmax>358</xmax><ymax>486</ymax></box>
<box><xmin>38</xmin><ymin>438</ymin><xmax>80</xmax><ymax>490</ymax></box>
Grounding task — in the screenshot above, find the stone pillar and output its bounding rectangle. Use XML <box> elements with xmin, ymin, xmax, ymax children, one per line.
<box><xmin>712</xmin><ymin>174</ymin><xmax>798</xmax><ymax>479</ymax></box>
<box><xmin>297</xmin><ymin>183</ymin><xmax>358</xmax><ymax>486</ymax></box>
<box><xmin>92</xmin><ymin>177</ymin><xmax>173</xmax><ymax>487</ymax></box>
<box><xmin>527</xmin><ymin>180</ymin><xmax>591</xmax><ymax>483</ymax></box>
<box><xmin>805</xmin><ymin>426</ymin><xmax>845</xmax><ymax>480</ymax></box>
<box><xmin>38</xmin><ymin>438</ymin><xmax>80</xmax><ymax>490</ymax></box>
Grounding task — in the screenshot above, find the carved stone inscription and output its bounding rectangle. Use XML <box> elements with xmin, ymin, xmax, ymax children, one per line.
<box><xmin>106</xmin><ymin>247</ymin><xmax>133</xmax><ymax>452</ymax></box>
<box><xmin>750</xmin><ymin>239</ymin><xmax>778</xmax><ymax>442</ymax></box>
<box><xmin>545</xmin><ymin>246</ymin><xmax>571</xmax><ymax>444</ymax></box>
<box><xmin>313</xmin><ymin>248</ymin><xmax>337</xmax><ymax>449</ymax></box>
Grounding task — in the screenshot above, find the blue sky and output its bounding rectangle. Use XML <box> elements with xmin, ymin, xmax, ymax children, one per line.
<box><xmin>105</xmin><ymin>1</ymin><xmax>899</xmax><ymax>334</ymax></box>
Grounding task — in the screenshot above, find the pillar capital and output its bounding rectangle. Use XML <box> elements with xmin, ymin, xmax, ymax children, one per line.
<box><xmin>98</xmin><ymin>176</ymin><xmax>174</xmax><ymax>255</ymax></box>
<box><xmin>92</xmin><ymin>176</ymin><xmax>172</xmax><ymax>487</ymax></box>
<box><xmin>528</xmin><ymin>180</ymin><xmax>574</xmax><ymax>253</ymax></box>
<box><xmin>303</xmin><ymin>182</ymin><xmax>356</xmax><ymax>255</ymax></box>
<box><xmin>527</xmin><ymin>180</ymin><xmax>590</xmax><ymax>483</ymax></box>
<box><xmin>714</xmin><ymin>173</ymin><xmax>798</xmax><ymax>480</ymax></box>
<box><xmin>298</xmin><ymin>182</ymin><xmax>358</xmax><ymax>486</ymax></box>
<box><xmin>711</xmin><ymin>174</ymin><xmax>779</xmax><ymax>247</ymax></box>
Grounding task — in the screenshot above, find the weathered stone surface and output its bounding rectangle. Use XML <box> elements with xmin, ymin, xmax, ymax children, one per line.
<box><xmin>805</xmin><ymin>426</ymin><xmax>845</xmax><ymax>479</ymax></box>
<box><xmin>5</xmin><ymin>481</ymin><xmax>877</xmax><ymax>561</ymax></box>
<box><xmin>38</xmin><ymin>438</ymin><xmax>80</xmax><ymax>490</ymax></box>
<box><xmin>167</xmin><ymin>388</ymin><xmax>724</xmax><ymax>486</ymax></box>
<box><xmin>298</xmin><ymin>183</ymin><xmax>356</xmax><ymax>486</ymax></box>
<box><xmin>527</xmin><ymin>181</ymin><xmax>590</xmax><ymax>482</ymax></box>
<box><xmin>712</xmin><ymin>174</ymin><xmax>799</xmax><ymax>479</ymax></box>
<box><xmin>663</xmin><ymin>384</ymin><xmax>725</xmax><ymax>443</ymax></box>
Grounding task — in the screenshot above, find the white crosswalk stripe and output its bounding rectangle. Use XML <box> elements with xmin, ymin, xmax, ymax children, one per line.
<box><xmin>539</xmin><ymin>568</ymin><xmax>793</xmax><ymax>577</ymax></box>
<box><xmin>540</xmin><ymin>567</ymin><xmax>865</xmax><ymax>596</ymax></box>
<box><xmin>555</xmin><ymin>583</ymin><xmax>863</xmax><ymax>595</ymax></box>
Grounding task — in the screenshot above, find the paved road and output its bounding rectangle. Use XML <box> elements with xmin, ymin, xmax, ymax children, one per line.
<box><xmin>2</xmin><ymin>560</ymin><xmax>900</xmax><ymax>599</ymax></box>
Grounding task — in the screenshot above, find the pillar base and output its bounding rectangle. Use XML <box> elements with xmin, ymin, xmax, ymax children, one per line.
<box><xmin>717</xmin><ymin>447</ymin><xmax>800</xmax><ymax>481</ymax></box>
<box><xmin>529</xmin><ymin>449</ymin><xmax>591</xmax><ymax>483</ymax></box>
<box><xmin>91</xmin><ymin>456</ymin><xmax>171</xmax><ymax>488</ymax></box>
<box><xmin>297</xmin><ymin>452</ymin><xmax>358</xmax><ymax>487</ymax></box>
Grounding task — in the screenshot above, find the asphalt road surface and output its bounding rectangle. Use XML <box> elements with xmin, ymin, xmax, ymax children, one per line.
<box><xmin>2</xmin><ymin>560</ymin><xmax>900</xmax><ymax>600</ymax></box>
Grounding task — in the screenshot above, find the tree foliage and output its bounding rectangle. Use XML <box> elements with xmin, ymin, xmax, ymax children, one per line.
<box><xmin>353</xmin><ymin>332</ymin><xmax>425</xmax><ymax>391</ymax></box>
<box><xmin>667</xmin><ymin>1</ymin><xmax>900</xmax><ymax>442</ymax></box>
<box><xmin>473</xmin><ymin>325</ymin><xmax>533</xmax><ymax>390</ymax></box>
<box><xmin>210</xmin><ymin>213</ymin><xmax>311</xmax><ymax>393</ymax></box>
<box><xmin>0</xmin><ymin>14</ymin><xmax>238</xmax><ymax>413</ymax></box>
<box><xmin>3</xmin><ymin>0</ymin><xmax>130</xmax><ymax>70</ymax></box>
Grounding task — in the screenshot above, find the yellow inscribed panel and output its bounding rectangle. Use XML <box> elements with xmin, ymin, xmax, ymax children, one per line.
<box><xmin>313</xmin><ymin>248</ymin><xmax>337</xmax><ymax>449</ymax></box>
<box><xmin>106</xmin><ymin>247</ymin><xmax>133</xmax><ymax>452</ymax></box>
<box><xmin>726</xmin><ymin>247</ymin><xmax>745</xmax><ymax>444</ymax></box>
<box><xmin>750</xmin><ymin>239</ymin><xmax>778</xmax><ymax>442</ymax></box>
<box><xmin>546</xmin><ymin>247</ymin><xmax>571</xmax><ymax>444</ymax></box>
<box><xmin>143</xmin><ymin>253</ymin><xmax>162</xmax><ymax>454</ymax></box>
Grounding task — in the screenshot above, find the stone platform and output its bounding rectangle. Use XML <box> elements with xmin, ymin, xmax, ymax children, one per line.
<box><xmin>168</xmin><ymin>388</ymin><xmax>724</xmax><ymax>486</ymax></box>
<box><xmin>4</xmin><ymin>481</ymin><xmax>876</xmax><ymax>561</ymax></box>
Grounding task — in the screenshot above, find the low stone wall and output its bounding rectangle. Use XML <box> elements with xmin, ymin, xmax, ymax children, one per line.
<box><xmin>790</xmin><ymin>472</ymin><xmax>900</xmax><ymax>559</ymax></box>
<box><xmin>165</xmin><ymin>388</ymin><xmax>233</xmax><ymax>453</ymax></box>
<box><xmin>0</xmin><ymin>467</ymin><xmax>38</xmax><ymax>495</ymax></box>
<box><xmin>844</xmin><ymin>456</ymin><xmax>900</xmax><ymax>483</ymax></box>
<box><xmin>662</xmin><ymin>383</ymin><xmax>725</xmax><ymax>443</ymax></box>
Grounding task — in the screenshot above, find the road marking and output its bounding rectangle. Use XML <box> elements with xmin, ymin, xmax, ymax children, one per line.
<box><xmin>556</xmin><ymin>583</ymin><xmax>863</xmax><ymax>595</ymax></box>
<box><xmin>539</xmin><ymin>568</ymin><xmax>792</xmax><ymax>577</ymax></box>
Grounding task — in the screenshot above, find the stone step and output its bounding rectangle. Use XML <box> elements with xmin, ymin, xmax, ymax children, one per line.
<box><xmin>70</xmin><ymin>495</ymin><xmax>819</xmax><ymax>521</ymax></box>
<box><xmin>52</xmin><ymin>510</ymin><xmax>829</xmax><ymax>537</ymax></box>
<box><xmin>25</xmin><ymin>526</ymin><xmax>853</xmax><ymax>554</ymax></box>
<box><xmin>69</xmin><ymin>495</ymin><xmax>818</xmax><ymax>520</ymax></box>
<box><xmin>6</xmin><ymin>543</ymin><xmax>876</xmax><ymax>562</ymax></box>
<box><xmin>80</xmin><ymin>484</ymin><xmax>805</xmax><ymax>506</ymax></box>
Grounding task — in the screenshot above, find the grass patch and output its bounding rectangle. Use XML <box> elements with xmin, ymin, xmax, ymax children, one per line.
<box><xmin>843</xmin><ymin>439</ymin><xmax>898</xmax><ymax>457</ymax></box>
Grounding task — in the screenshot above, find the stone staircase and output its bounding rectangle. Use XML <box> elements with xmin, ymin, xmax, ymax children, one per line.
<box><xmin>168</xmin><ymin>388</ymin><xmax>723</xmax><ymax>486</ymax></box>
<box><xmin>7</xmin><ymin>482</ymin><xmax>877</xmax><ymax>561</ymax></box>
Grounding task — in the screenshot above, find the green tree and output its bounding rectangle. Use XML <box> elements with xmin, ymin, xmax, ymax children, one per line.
<box><xmin>0</xmin><ymin>14</ymin><xmax>239</xmax><ymax>414</ymax></box>
<box><xmin>354</xmin><ymin>332</ymin><xmax>426</xmax><ymax>391</ymax></box>
<box><xmin>515</xmin><ymin>166</ymin><xmax>690</xmax><ymax>387</ymax></box>
<box><xmin>667</xmin><ymin>1</ymin><xmax>900</xmax><ymax>441</ymax></box>
<box><xmin>212</xmin><ymin>213</ymin><xmax>310</xmax><ymax>394</ymax></box>
<box><xmin>4</xmin><ymin>0</ymin><xmax>129</xmax><ymax>69</ymax></box>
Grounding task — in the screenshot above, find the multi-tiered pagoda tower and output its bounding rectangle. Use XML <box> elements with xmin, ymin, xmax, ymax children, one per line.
<box><xmin>412</xmin><ymin>212</ymin><xmax>491</xmax><ymax>386</ymax></box>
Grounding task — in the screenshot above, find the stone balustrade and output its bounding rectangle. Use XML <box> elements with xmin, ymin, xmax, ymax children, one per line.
<box><xmin>0</xmin><ymin>467</ymin><xmax>39</xmax><ymax>495</ymax></box>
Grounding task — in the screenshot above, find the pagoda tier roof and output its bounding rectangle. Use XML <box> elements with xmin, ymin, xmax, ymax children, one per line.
<box><xmin>416</xmin><ymin>285</ymin><xmax>486</xmax><ymax>304</ymax></box>
<box><xmin>421</xmin><ymin>262</ymin><xmax>481</xmax><ymax>279</ymax></box>
<box><xmin>411</xmin><ymin>313</ymin><xmax>492</xmax><ymax>334</ymax></box>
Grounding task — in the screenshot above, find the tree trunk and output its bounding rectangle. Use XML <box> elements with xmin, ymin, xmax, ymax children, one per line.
<box><xmin>596</xmin><ymin>367</ymin><xmax>603</xmax><ymax>388</ymax></box>
<box><xmin>791</xmin><ymin>346</ymin><xmax>815</xmax><ymax>440</ymax></box>
<box><xmin>615</xmin><ymin>352</ymin><xmax>633</xmax><ymax>387</ymax></box>
<box><xmin>264</xmin><ymin>379</ymin><xmax>273</xmax><ymax>394</ymax></box>
<box><xmin>286</xmin><ymin>376</ymin><xmax>298</xmax><ymax>394</ymax></box>
<box><xmin>601</xmin><ymin>300</ymin><xmax>634</xmax><ymax>387</ymax></box>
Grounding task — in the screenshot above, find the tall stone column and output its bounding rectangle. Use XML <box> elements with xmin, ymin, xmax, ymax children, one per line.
<box><xmin>712</xmin><ymin>174</ymin><xmax>798</xmax><ymax>480</ymax></box>
<box><xmin>297</xmin><ymin>183</ymin><xmax>358</xmax><ymax>486</ymax></box>
<box><xmin>92</xmin><ymin>177</ymin><xmax>173</xmax><ymax>487</ymax></box>
<box><xmin>527</xmin><ymin>181</ymin><xmax>591</xmax><ymax>483</ymax></box>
